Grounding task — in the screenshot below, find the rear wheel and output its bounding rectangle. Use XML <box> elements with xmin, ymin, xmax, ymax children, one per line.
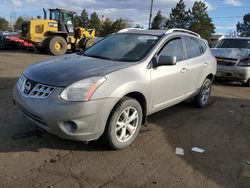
<box><xmin>103</xmin><ymin>97</ymin><xmax>142</xmax><ymax>149</ymax></box>
<box><xmin>49</xmin><ymin>36</ymin><xmax>67</xmax><ymax>56</ymax></box>
<box><xmin>193</xmin><ymin>78</ymin><xmax>212</xmax><ymax>108</ymax></box>
<box><xmin>242</xmin><ymin>78</ymin><xmax>250</xmax><ymax>87</ymax></box>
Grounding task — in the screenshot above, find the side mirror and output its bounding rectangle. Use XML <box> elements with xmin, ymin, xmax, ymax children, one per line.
<box><xmin>158</xmin><ymin>55</ymin><xmax>177</xmax><ymax>66</ymax></box>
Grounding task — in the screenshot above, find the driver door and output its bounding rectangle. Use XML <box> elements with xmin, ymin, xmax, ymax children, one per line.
<box><xmin>150</xmin><ymin>36</ymin><xmax>188</xmax><ymax>113</ymax></box>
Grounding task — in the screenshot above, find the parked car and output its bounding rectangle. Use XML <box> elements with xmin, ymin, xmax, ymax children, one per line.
<box><xmin>13</xmin><ymin>28</ymin><xmax>217</xmax><ymax>149</ymax></box>
<box><xmin>0</xmin><ymin>32</ymin><xmax>34</xmax><ymax>50</ymax></box>
<box><xmin>211</xmin><ymin>37</ymin><xmax>250</xmax><ymax>87</ymax></box>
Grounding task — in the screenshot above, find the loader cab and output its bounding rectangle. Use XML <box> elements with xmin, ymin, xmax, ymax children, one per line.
<box><xmin>49</xmin><ymin>8</ymin><xmax>75</xmax><ymax>34</ymax></box>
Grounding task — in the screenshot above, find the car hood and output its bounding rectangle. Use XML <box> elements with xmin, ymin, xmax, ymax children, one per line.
<box><xmin>211</xmin><ymin>48</ymin><xmax>250</xmax><ymax>60</ymax></box>
<box><xmin>24</xmin><ymin>53</ymin><xmax>133</xmax><ymax>87</ymax></box>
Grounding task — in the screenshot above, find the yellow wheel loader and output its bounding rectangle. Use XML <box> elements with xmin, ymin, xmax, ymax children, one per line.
<box><xmin>20</xmin><ymin>8</ymin><xmax>96</xmax><ymax>56</ymax></box>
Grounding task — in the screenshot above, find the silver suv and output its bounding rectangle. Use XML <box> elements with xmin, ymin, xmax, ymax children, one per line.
<box><xmin>13</xmin><ymin>28</ymin><xmax>217</xmax><ymax>149</ymax></box>
<box><xmin>211</xmin><ymin>37</ymin><xmax>250</xmax><ymax>87</ymax></box>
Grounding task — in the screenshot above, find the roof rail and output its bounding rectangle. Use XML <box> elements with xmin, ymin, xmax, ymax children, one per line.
<box><xmin>165</xmin><ymin>28</ymin><xmax>200</xmax><ymax>38</ymax></box>
<box><xmin>118</xmin><ymin>28</ymin><xmax>145</xmax><ymax>33</ymax></box>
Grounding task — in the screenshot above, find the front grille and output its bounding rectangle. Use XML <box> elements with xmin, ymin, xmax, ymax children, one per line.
<box><xmin>217</xmin><ymin>58</ymin><xmax>237</xmax><ymax>66</ymax></box>
<box><xmin>17</xmin><ymin>75</ymin><xmax>55</xmax><ymax>99</ymax></box>
<box><xmin>29</xmin><ymin>83</ymin><xmax>55</xmax><ymax>98</ymax></box>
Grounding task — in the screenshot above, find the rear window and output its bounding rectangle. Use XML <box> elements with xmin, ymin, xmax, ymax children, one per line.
<box><xmin>184</xmin><ymin>36</ymin><xmax>201</xmax><ymax>58</ymax></box>
<box><xmin>215</xmin><ymin>39</ymin><xmax>250</xmax><ymax>49</ymax></box>
<box><xmin>199</xmin><ymin>39</ymin><xmax>207</xmax><ymax>53</ymax></box>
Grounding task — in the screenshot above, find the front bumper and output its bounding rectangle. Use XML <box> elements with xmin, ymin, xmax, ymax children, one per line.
<box><xmin>216</xmin><ymin>65</ymin><xmax>250</xmax><ymax>83</ymax></box>
<box><xmin>13</xmin><ymin>85</ymin><xmax>116</xmax><ymax>142</ymax></box>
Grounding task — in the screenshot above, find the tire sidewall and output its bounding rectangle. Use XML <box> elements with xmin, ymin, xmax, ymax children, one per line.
<box><xmin>197</xmin><ymin>78</ymin><xmax>212</xmax><ymax>108</ymax></box>
<box><xmin>49</xmin><ymin>36</ymin><xmax>67</xmax><ymax>56</ymax></box>
<box><xmin>108</xmin><ymin>98</ymin><xmax>142</xmax><ymax>149</ymax></box>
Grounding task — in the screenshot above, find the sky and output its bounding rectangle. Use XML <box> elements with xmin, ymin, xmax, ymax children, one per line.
<box><xmin>0</xmin><ymin>0</ymin><xmax>249</xmax><ymax>34</ymax></box>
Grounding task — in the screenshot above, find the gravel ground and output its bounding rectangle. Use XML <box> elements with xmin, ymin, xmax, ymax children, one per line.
<box><xmin>0</xmin><ymin>50</ymin><xmax>250</xmax><ymax>188</ymax></box>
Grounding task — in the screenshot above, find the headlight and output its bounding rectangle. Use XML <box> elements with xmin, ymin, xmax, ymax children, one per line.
<box><xmin>60</xmin><ymin>77</ymin><xmax>106</xmax><ymax>101</ymax></box>
<box><xmin>238</xmin><ymin>58</ymin><xmax>250</xmax><ymax>67</ymax></box>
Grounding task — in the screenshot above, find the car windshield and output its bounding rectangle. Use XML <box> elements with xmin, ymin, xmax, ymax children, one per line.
<box><xmin>215</xmin><ymin>39</ymin><xmax>250</xmax><ymax>49</ymax></box>
<box><xmin>83</xmin><ymin>33</ymin><xmax>160</xmax><ymax>62</ymax></box>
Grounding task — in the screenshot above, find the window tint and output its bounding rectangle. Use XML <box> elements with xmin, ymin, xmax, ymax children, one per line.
<box><xmin>184</xmin><ymin>36</ymin><xmax>201</xmax><ymax>58</ymax></box>
<box><xmin>160</xmin><ymin>38</ymin><xmax>183</xmax><ymax>61</ymax></box>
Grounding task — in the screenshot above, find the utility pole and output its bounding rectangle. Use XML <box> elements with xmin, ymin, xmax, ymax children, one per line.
<box><xmin>148</xmin><ymin>0</ymin><xmax>153</xmax><ymax>29</ymax></box>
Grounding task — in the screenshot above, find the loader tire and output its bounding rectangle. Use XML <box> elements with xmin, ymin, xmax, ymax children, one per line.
<box><xmin>49</xmin><ymin>36</ymin><xmax>67</xmax><ymax>56</ymax></box>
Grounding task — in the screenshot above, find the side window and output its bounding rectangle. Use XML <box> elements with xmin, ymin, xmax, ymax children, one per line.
<box><xmin>159</xmin><ymin>38</ymin><xmax>183</xmax><ymax>62</ymax></box>
<box><xmin>199</xmin><ymin>39</ymin><xmax>208</xmax><ymax>54</ymax></box>
<box><xmin>184</xmin><ymin>36</ymin><xmax>201</xmax><ymax>58</ymax></box>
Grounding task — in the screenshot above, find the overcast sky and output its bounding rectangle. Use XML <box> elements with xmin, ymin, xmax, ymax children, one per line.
<box><xmin>1</xmin><ymin>0</ymin><xmax>249</xmax><ymax>34</ymax></box>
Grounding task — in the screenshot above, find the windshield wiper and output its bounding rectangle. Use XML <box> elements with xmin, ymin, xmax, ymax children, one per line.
<box><xmin>83</xmin><ymin>53</ymin><xmax>115</xmax><ymax>61</ymax></box>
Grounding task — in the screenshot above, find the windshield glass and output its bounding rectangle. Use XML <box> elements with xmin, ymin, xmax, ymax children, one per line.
<box><xmin>83</xmin><ymin>33</ymin><xmax>160</xmax><ymax>62</ymax></box>
<box><xmin>215</xmin><ymin>39</ymin><xmax>250</xmax><ymax>49</ymax></box>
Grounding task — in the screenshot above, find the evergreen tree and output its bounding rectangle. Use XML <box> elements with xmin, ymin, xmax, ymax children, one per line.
<box><xmin>74</xmin><ymin>15</ymin><xmax>82</xmax><ymax>28</ymax></box>
<box><xmin>189</xmin><ymin>1</ymin><xmax>215</xmax><ymax>42</ymax></box>
<box><xmin>89</xmin><ymin>12</ymin><xmax>101</xmax><ymax>36</ymax></box>
<box><xmin>151</xmin><ymin>11</ymin><xmax>164</xmax><ymax>29</ymax></box>
<box><xmin>14</xmin><ymin>16</ymin><xmax>24</xmax><ymax>31</ymax></box>
<box><xmin>166</xmin><ymin>0</ymin><xmax>190</xmax><ymax>29</ymax></box>
<box><xmin>100</xmin><ymin>18</ymin><xmax>113</xmax><ymax>37</ymax></box>
<box><xmin>237</xmin><ymin>13</ymin><xmax>250</xmax><ymax>37</ymax></box>
<box><xmin>112</xmin><ymin>18</ymin><xmax>127</xmax><ymax>32</ymax></box>
<box><xmin>80</xmin><ymin>9</ymin><xmax>89</xmax><ymax>28</ymax></box>
<box><xmin>0</xmin><ymin>17</ymin><xmax>9</xmax><ymax>31</ymax></box>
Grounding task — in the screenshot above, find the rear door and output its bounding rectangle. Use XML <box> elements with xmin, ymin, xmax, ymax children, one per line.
<box><xmin>150</xmin><ymin>36</ymin><xmax>189</xmax><ymax>112</ymax></box>
<box><xmin>183</xmin><ymin>36</ymin><xmax>207</xmax><ymax>93</ymax></box>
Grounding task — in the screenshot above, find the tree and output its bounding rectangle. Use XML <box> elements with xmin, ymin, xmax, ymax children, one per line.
<box><xmin>112</xmin><ymin>18</ymin><xmax>127</xmax><ymax>32</ymax></box>
<box><xmin>151</xmin><ymin>11</ymin><xmax>164</xmax><ymax>29</ymax></box>
<box><xmin>100</xmin><ymin>18</ymin><xmax>113</xmax><ymax>36</ymax></box>
<box><xmin>0</xmin><ymin>17</ymin><xmax>9</xmax><ymax>31</ymax></box>
<box><xmin>189</xmin><ymin>1</ymin><xmax>215</xmax><ymax>42</ymax></box>
<box><xmin>99</xmin><ymin>18</ymin><xmax>128</xmax><ymax>37</ymax></box>
<box><xmin>14</xmin><ymin>16</ymin><xmax>24</xmax><ymax>31</ymax></box>
<box><xmin>89</xmin><ymin>12</ymin><xmax>101</xmax><ymax>36</ymax></box>
<box><xmin>237</xmin><ymin>13</ymin><xmax>250</xmax><ymax>37</ymax></box>
<box><xmin>165</xmin><ymin>0</ymin><xmax>190</xmax><ymax>29</ymax></box>
<box><xmin>80</xmin><ymin>9</ymin><xmax>89</xmax><ymax>28</ymax></box>
<box><xmin>74</xmin><ymin>15</ymin><xmax>82</xmax><ymax>28</ymax></box>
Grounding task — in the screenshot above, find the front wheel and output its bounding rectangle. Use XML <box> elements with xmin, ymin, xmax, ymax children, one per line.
<box><xmin>103</xmin><ymin>97</ymin><xmax>142</xmax><ymax>149</ymax></box>
<box><xmin>193</xmin><ymin>78</ymin><xmax>212</xmax><ymax>108</ymax></box>
<box><xmin>48</xmin><ymin>36</ymin><xmax>67</xmax><ymax>56</ymax></box>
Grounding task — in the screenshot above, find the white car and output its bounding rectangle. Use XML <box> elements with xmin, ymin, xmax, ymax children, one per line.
<box><xmin>211</xmin><ymin>37</ymin><xmax>250</xmax><ymax>87</ymax></box>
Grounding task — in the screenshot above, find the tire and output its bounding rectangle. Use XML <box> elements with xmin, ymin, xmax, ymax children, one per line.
<box><xmin>193</xmin><ymin>78</ymin><xmax>212</xmax><ymax>108</ymax></box>
<box><xmin>49</xmin><ymin>36</ymin><xmax>67</xmax><ymax>56</ymax></box>
<box><xmin>103</xmin><ymin>97</ymin><xmax>143</xmax><ymax>149</ymax></box>
<box><xmin>84</xmin><ymin>38</ymin><xmax>95</xmax><ymax>49</ymax></box>
<box><xmin>242</xmin><ymin>79</ymin><xmax>250</xmax><ymax>87</ymax></box>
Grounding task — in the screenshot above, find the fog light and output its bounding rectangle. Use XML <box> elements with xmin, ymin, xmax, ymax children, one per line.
<box><xmin>63</xmin><ymin>121</ymin><xmax>78</xmax><ymax>133</ymax></box>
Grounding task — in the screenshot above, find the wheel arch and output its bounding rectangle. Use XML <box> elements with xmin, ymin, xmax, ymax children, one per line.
<box><xmin>206</xmin><ymin>73</ymin><xmax>214</xmax><ymax>81</ymax></box>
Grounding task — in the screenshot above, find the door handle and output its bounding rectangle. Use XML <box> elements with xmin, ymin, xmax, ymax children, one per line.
<box><xmin>204</xmin><ymin>62</ymin><xmax>208</xmax><ymax>66</ymax></box>
<box><xmin>180</xmin><ymin>68</ymin><xmax>188</xmax><ymax>73</ymax></box>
